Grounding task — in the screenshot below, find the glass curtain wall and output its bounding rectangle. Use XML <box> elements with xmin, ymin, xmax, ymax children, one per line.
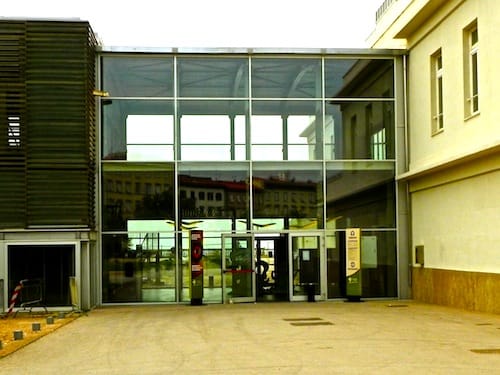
<box><xmin>100</xmin><ymin>53</ymin><xmax>398</xmax><ymax>303</ymax></box>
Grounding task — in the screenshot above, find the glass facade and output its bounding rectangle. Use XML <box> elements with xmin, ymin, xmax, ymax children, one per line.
<box><xmin>100</xmin><ymin>52</ymin><xmax>400</xmax><ymax>303</ymax></box>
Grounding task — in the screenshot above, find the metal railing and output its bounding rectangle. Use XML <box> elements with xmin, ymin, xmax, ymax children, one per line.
<box><xmin>15</xmin><ymin>279</ymin><xmax>48</xmax><ymax>316</ymax></box>
<box><xmin>376</xmin><ymin>0</ymin><xmax>399</xmax><ymax>22</ymax></box>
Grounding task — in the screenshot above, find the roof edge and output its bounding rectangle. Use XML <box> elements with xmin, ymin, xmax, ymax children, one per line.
<box><xmin>98</xmin><ymin>45</ymin><xmax>407</xmax><ymax>56</ymax></box>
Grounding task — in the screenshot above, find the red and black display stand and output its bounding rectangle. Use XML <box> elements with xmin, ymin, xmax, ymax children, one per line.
<box><xmin>190</xmin><ymin>230</ymin><xmax>204</xmax><ymax>305</ymax></box>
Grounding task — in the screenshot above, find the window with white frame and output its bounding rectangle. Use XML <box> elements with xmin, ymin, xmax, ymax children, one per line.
<box><xmin>431</xmin><ymin>49</ymin><xmax>444</xmax><ymax>134</ymax></box>
<box><xmin>464</xmin><ymin>21</ymin><xmax>479</xmax><ymax>117</ymax></box>
<box><xmin>372</xmin><ymin>128</ymin><xmax>386</xmax><ymax>160</ymax></box>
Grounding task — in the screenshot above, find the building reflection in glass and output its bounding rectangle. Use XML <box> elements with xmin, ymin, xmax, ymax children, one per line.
<box><xmin>99</xmin><ymin>53</ymin><xmax>401</xmax><ymax>303</ymax></box>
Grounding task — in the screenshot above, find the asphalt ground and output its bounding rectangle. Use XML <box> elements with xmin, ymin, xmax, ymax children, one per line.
<box><xmin>0</xmin><ymin>300</ymin><xmax>499</xmax><ymax>374</ymax></box>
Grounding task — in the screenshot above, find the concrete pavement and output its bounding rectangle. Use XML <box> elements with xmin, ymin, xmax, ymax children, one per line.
<box><xmin>0</xmin><ymin>300</ymin><xmax>499</xmax><ymax>374</ymax></box>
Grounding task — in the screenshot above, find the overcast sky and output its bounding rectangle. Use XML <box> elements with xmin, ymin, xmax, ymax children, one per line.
<box><xmin>2</xmin><ymin>0</ymin><xmax>382</xmax><ymax>48</ymax></box>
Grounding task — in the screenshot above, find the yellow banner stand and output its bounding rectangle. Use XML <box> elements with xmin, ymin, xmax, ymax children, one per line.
<box><xmin>346</xmin><ymin>228</ymin><xmax>362</xmax><ymax>300</ymax></box>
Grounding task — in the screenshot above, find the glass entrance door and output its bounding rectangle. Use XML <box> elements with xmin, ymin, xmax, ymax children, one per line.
<box><xmin>289</xmin><ymin>233</ymin><xmax>324</xmax><ymax>301</ymax></box>
<box><xmin>255</xmin><ymin>234</ymin><xmax>289</xmax><ymax>302</ymax></box>
<box><xmin>222</xmin><ymin>234</ymin><xmax>255</xmax><ymax>303</ymax></box>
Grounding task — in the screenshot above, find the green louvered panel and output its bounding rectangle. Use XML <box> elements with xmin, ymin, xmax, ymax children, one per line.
<box><xmin>0</xmin><ymin>21</ymin><xmax>25</xmax><ymax>83</ymax></box>
<box><xmin>85</xmin><ymin>27</ymin><xmax>97</xmax><ymax>228</ymax></box>
<box><xmin>0</xmin><ymin>166</ymin><xmax>26</xmax><ymax>227</ymax></box>
<box><xmin>0</xmin><ymin>90</ymin><xmax>26</xmax><ymax>228</ymax></box>
<box><xmin>26</xmin><ymin>22</ymin><xmax>89</xmax><ymax>167</ymax></box>
<box><xmin>24</xmin><ymin>21</ymin><xmax>97</xmax><ymax>227</ymax></box>
<box><xmin>0</xmin><ymin>21</ymin><xmax>26</xmax><ymax>158</ymax></box>
<box><xmin>26</xmin><ymin>169</ymin><xmax>90</xmax><ymax>226</ymax></box>
<box><xmin>0</xmin><ymin>20</ymin><xmax>96</xmax><ymax>228</ymax></box>
<box><xmin>0</xmin><ymin>89</ymin><xmax>26</xmax><ymax>159</ymax></box>
<box><xmin>27</xmin><ymin>89</ymin><xmax>88</xmax><ymax>167</ymax></box>
<box><xmin>0</xmin><ymin>21</ymin><xmax>26</xmax><ymax>228</ymax></box>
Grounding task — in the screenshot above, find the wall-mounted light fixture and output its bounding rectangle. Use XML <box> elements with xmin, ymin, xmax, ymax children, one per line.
<box><xmin>92</xmin><ymin>89</ymin><xmax>109</xmax><ymax>97</ymax></box>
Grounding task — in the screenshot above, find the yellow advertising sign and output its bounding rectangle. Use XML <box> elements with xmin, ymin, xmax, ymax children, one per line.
<box><xmin>346</xmin><ymin>228</ymin><xmax>361</xmax><ymax>277</ymax></box>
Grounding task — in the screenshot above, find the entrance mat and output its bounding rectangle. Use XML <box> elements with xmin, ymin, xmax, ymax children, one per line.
<box><xmin>283</xmin><ymin>317</ymin><xmax>333</xmax><ymax>326</ymax></box>
<box><xmin>283</xmin><ymin>317</ymin><xmax>322</xmax><ymax>322</ymax></box>
<box><xmin>470</xmin><ymin>348</ymin><xmax>500</xmax><ymax>354</ymax></box>
<box><xmin>290</xmin><ymin>321</ymin><xmax>334</xmax><ymax>326</ymax></box>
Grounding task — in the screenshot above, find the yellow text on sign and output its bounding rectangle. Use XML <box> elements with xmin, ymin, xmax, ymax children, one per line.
<box><xmin>346</xmin><ymin>228</ymin><xmax>361</xmax><ymax>277</ymax></box>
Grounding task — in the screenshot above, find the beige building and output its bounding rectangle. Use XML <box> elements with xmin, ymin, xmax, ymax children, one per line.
<box><xmin>370</xmin><ymin>0</ymin><xmax>500</xmax><ymax>313</ymax></box>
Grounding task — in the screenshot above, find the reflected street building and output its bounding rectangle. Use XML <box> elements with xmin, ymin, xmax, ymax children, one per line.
<box><xmin>99</xmin><ymin>48</ymin><xmax>406</xmax><ymax>304</ymax></box>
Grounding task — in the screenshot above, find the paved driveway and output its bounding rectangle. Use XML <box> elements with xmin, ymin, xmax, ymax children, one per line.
<box><xmin>1</xmin><ymin>301</ymin><xmax>499</xmax><ymax>374</ymax></box>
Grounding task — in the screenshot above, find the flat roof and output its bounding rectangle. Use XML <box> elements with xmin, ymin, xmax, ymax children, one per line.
<box><xmin>0</xmin><ymin>16</ymin><xmax>86</xmax><ymax>22</ymax></box>
<box><xmin>98</xmin><ymin>46</ymin><xmax>406</xmax><ymax>56</ymax></box>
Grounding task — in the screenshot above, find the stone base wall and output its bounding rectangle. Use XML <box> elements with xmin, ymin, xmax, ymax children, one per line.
<box><xmin>412</xmin><ymin>267</ymin><xmax>500</xmax><ymax>314</ymax></box>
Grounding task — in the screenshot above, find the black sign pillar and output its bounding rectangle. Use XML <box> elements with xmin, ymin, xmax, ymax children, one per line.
<box><xmin>190</xmin><ymin>230</ymin><xmax>203</xmax><ymax>305</ymax></box>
